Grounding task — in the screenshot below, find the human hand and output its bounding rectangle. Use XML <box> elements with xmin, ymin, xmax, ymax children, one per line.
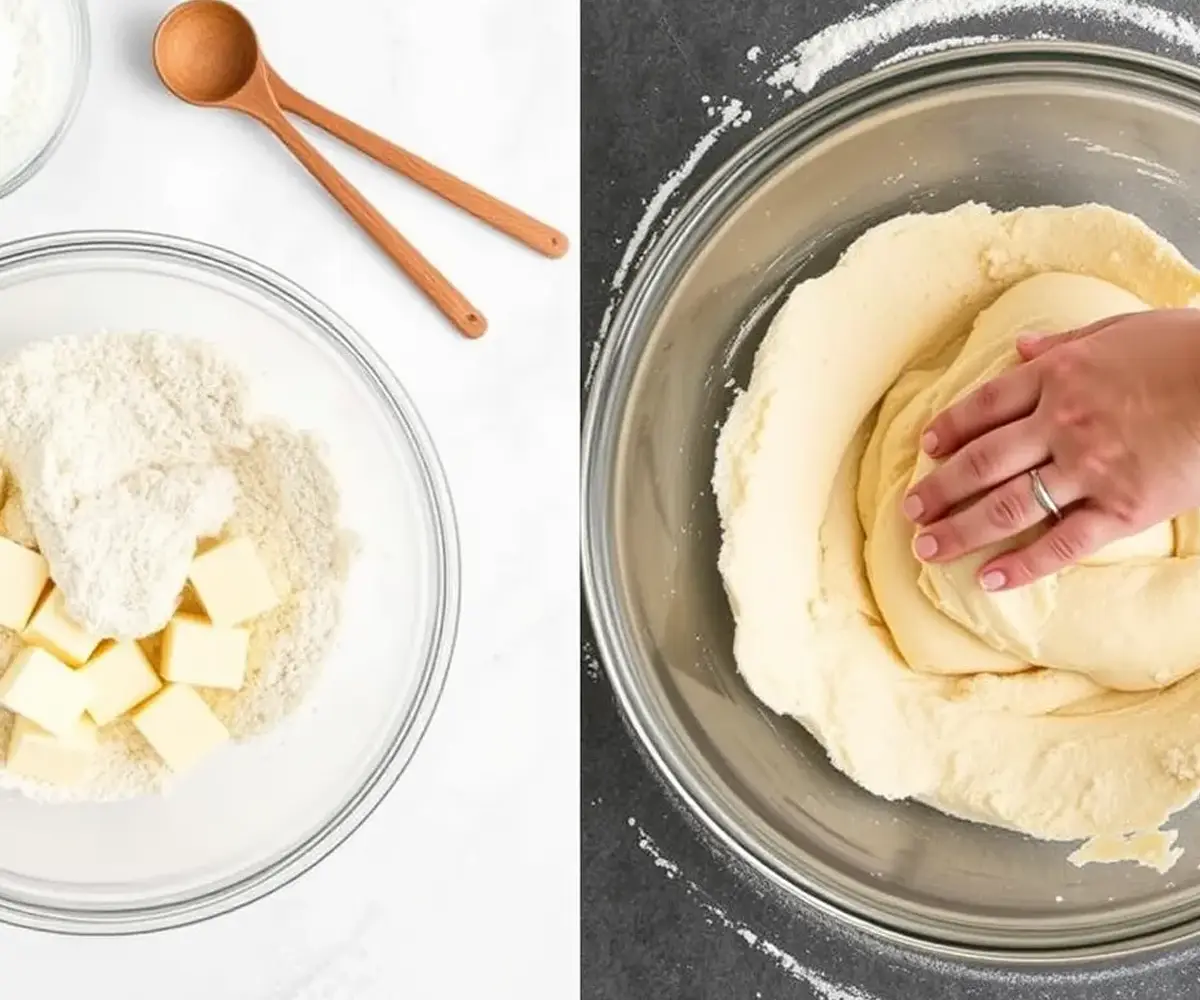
<box><xmin>902</xmin><ymin>308</ymin><xmax>1200</xmax><ymax>590</ymax></box>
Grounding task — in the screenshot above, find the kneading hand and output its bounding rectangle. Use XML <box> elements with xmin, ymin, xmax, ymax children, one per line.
<box><xmin>903</xmin><ymin>308</ymin><xmax>1200</xmax><ymax>590</ymax></box>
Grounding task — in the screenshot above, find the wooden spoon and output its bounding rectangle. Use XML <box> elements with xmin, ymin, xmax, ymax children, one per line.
<box><xmin>270</xmin><ymin>78</ymin><xmax>569</xmax><ymax>260</ymax></box>
<box><xmin>153</xmin><ymin>0</ymin><xmax>487</xmax><ymax>338</ymax></box>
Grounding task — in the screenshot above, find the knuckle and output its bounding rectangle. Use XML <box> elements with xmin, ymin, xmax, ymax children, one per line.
<box><xmin>1106</xmin><ymin>489</ymin><xmax>1142</xmax><ymax>526</ymax></box>
<box><xmin>1047</xmin><ymin>399</ymin><xmax>1086</xmax><ymax>431</ymax></box>
<box><xmin>1080</xmin><ymin>452</ymin><xmax>1110</xmax><ymax>481</ymax></box>
<box><xmin>986</xmin><ymin>488</ymin><xmax>1028</xmax><ymax>530</ymax></box>
<box><xmin>1046</xmin><ymin>525</ymin><xmax>1091</xmax><ymax>565</ymax></box>
<box><xmin>963</xmin><ymin>444</ymin><xmax>994</xmax><ymax>484</ymax></box>
<box><xmin>972</xmin><ymin>381</ymin><xmax>1003</xmax><ymax>415</ymax></box>
<box><xmin>1043</xmin><ymin>345</ymin><xmax>1083</xmax><ymax>381</ymax></box>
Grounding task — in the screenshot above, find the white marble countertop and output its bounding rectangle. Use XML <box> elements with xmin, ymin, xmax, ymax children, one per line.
<box><xmin>0</xmin><ymin>0</ymin><xmax>578</xmax><ymax>995</ymax></box>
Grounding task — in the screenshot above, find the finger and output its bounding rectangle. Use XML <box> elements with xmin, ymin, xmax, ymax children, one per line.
<box><xmin>978</xmin><ymin>507</ymin><xmax>1115</xmax><ymax>590</ymax></box>
<box><xmin>921</xmin><ymin>367</ymin><xmax>1040</xmax><ymax>459</ymax></box>
<box><xmin>905</xmin><ymin>417</ymin><xmax>1048</xmax><ymax>524</ymax></box>
<box><xmin>912</xmin><ymin>464</ymin><xmax>1084</xmax><ymax>563</ymax></box>
<box><xmin>1015</xmin><ymin>315</ymin><xmax>1128</xmax><ymax>362</ymax></box>
<box><xmin>1016</xmin><ymin>331</ymin><xmax>1080</xmax><ymax>362</ymax></box>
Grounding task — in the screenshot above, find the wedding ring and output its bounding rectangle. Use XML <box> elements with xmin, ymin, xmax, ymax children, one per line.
<box><xmin>1029</xmin><ymin>467</ymin><xmax>1062</xmax><ymax>521</ymax></box>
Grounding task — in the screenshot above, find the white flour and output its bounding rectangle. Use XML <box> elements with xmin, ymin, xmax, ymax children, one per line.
<box><xmin>0</xmin><ymin>333</ymin><xmax>348</xmax><ymax>801</ymax></box>
<box><xmin>0</xmin><ymin>0</ymin><xmax>72</xmax><ymax>183</ymax></box>
<box><xmin>628</xmin><ymin>817</ymin><xmax>878</xmax><ymax>1000</ymax></box>
<box><xmin>873</xmin><ymin>32</ymin><xmax>1009</xmax><ymax>68</ymax></box>
<box><xmin>767</xmin><ymin>0</ymin><xmax>1200</xmax><ymax>93</ymax></box>
<box><xmin>0</xmin><ymin>334</ymin><xmax>248</xmax><ymax>638</ymax></box>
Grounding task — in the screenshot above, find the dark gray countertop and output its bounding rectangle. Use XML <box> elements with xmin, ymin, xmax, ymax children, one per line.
<box><xmin>582</xmin><ymin>1</ymin><xmax>1200</xmax><ymax>997</ymax></box>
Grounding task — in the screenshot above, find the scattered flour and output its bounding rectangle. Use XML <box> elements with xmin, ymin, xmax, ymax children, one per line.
<box><xmin>629</xmin><ymin>817</ymin><xmax>878</xmax><ymax>1000</ymax></box>
<box><xmin>587</xmin><ymin>95</ymin><xmax>749</xmax><ymax>382</ymax></box>
<box><xmin>872</xmin><ymin>32</ymin><xmax>1008</xmax><ymax>68</ymax></box>
<box><xmin>0</xmin><ymin>332</ymin><xmax>349</xmax><ymax>802</ymax></box>
<box><xmin>766</xmin><ymin>0</ymin><xmax>1200</xmax><ymax>94</ymax></box>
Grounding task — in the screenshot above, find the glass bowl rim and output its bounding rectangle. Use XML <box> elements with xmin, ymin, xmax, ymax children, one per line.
<box><xmin>0</xmin><ymin>228</ymin><xmax>461</xmax><ymax>935</ymax></box>
<box><xmin>582</xmin><ymin>40</ymin><xmax>1200</xmax><ymax>966</ymax></box>
<box><xmin>0</xmin><ymin>0</ymin><xmax>92</xmax><ymax>201</ymax></box>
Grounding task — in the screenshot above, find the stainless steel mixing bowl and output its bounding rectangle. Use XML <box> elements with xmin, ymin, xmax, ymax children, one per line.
<box><xmin>582</xmin><ymin>43</ymin><xmax>1200</xmax><ymax>964</ymax></box>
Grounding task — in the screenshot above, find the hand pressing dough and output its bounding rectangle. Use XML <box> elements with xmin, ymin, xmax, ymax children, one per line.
<box><xmin>714</xmin><ymin>202</ymin><xmax>1200</xmax><ymax>871</ymax></box>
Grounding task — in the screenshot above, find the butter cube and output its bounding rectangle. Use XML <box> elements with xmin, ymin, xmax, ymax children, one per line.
<box><xmin>0</xmin><ymin>537</ymin><xmax>48</xmax><ymax>631</ymax></box>
<box><xmin>6</xmin><ymin>714</ymin><xmax>98</xmax><ymax>785</ymax></box>
<box><xmin>160</xmin><ymin>614</ymin><xmax>249</xmax><ymax>690</ymax></box>
<box><xmin>188</xmin><ymin>538</ymin><xmax>279</xmax><ymax>626</ymax></box>
<box><xmin>24</xmin><ymin>588</ymin><xmax>103</xmax><ymax>667</ymax></box>
<box><xmin>0</xmin><ymin>646</ymin><xmax>91</xmax><ymax>737</ymax></box>
<box><xmin>131</xmin><ymin>684</ymin><xmax>229</xmax><ymax>772</ymax></box>
<box><xmin>78</xmin><ymin>641</ymin><xmax>162</xmax><ymax>726</ymax></box>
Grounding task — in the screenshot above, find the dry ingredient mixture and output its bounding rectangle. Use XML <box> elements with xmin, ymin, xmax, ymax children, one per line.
<box><xmin>0</xmin><ymin>0</ymin><xmax>71</xmax><ymax>185</ymax></box>
<box><xmin>0</xmin><ymin>332</ymin><xmax>349</xmax><ymax>802</ymax></box>
<box><xmin>715</xmin><ymin>202</ymin><xmax>1200</xmax><ymax>873</ymax></box>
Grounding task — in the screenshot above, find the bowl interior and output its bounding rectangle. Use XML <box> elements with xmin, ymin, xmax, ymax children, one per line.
<box><xmin>590</xmin><ymin>48</ymin><xmax>1200</xmax><ymax>955</ymax></box>
<box><xmin>0</xmin><ymin>236</ymin><xmax>451</xmax><ymax>924</ymax></box>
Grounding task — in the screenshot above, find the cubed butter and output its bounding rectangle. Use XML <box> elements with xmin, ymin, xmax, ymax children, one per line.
<box><xmin>6</xmin><ymin>714</ymin><xmax>98</xmax><ymax>785</ymax></box>
<box><xmin>131</xmin><ymin>684</ymin><xmax>229</xmax><ymax>772</ymax></box>
<box><xmin>23</xmin><ymin>588</ymin><xmax>103</xmax><ymax>666</ymax></box>
<box><xmin>0</xmin><ymin>646</ymin><xmax>91</xmax><ymax>736</ymax></box>
<box><xmin>160</xmin><ymin>614</ymin><xmax>249</xmax><ymax>690</ymax></box>
<box><xmin>188</xmin><ymin>538</ymin><xmax>280</xmax><ymax>626</ymax></box>
<box><xmin>78</xmin><ymin>641</ymin><xmax>163</xmax><ymax>726</ymax></box>
<box><xmin>0</xmin><ymin>536</ymin><xmax>48</xmax><ymax>631</ymax></box>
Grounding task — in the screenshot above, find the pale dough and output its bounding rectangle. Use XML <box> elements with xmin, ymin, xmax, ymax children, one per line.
<box><xmin>714</xmin><ymin>202</ymin><xmax>1200</xmax><ymax>870</ymax></box>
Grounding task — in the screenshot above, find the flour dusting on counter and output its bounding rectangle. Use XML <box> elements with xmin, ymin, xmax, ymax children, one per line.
<box><xmin>767</xmin><ymin>0</ymin><xmax>1200</xmax><ymax>94</ymax></box>
<box><xmin>629</xmin><ymin>817</ymin><xmax>878</xmax><ymax>1000</ymax></box>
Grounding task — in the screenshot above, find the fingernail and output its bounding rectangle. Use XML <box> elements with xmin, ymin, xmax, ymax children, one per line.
<box><xmin>980</xmin><ymin>570</ymin><xmax>1006</xmax><ymax>591</ymax></box>
<box><xmin>913</xmin><ymin>534</ymin><xmax>938</xmax><ymax>560</ymax></box>
<box><xmin>902</xmin><ymin>493</ymin><xmax>924</xmax><ymax>520</ymax></box>
<box><xmin>921</xmin><ymin>430</ymin><xmax>938</xmax><ymax>455</ymax></box>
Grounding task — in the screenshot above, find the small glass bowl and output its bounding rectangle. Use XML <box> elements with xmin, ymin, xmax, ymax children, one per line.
<box><xmin>0</xmin><ymin>0</ymin><xmax>91</xmax><ymax>200</ymax></box>
<box><xmin>0</xmin><ymin>230</ymin><xmax>460</xmax><ymax>933</ymax></box>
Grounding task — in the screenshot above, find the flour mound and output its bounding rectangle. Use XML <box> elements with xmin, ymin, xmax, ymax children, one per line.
<box><xmin>0</xmin><ymin>333</ymin><xmax>248</xmax><ymax>637</ymax></box>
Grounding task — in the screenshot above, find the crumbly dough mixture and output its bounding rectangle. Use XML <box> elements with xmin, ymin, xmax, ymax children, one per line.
<box><xmin>715</xmin><ymin>203</ymin><xmax>1200</xmax><ymax>871</ymax></box>
<box><xmin>0</xmin><ymin>333</ymin><xmax>350</xmax><ymax>802</ymax></box>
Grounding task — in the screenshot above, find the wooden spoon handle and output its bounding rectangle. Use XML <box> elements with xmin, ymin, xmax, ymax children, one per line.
<box><xmin>271</xmin><ymin>77</ymin><xmax>569</xmax><ymax>259</ymax></box>
<box><xmin>263</xmin><ymin>110</ymin><xmax>487</xmax><ymax>338</ymax></box>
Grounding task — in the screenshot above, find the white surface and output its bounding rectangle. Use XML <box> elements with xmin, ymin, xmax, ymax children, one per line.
<box><xmin>0</xmin><ymin>0</ymin><xmax>579</xmax><ymax>995</ymax></box>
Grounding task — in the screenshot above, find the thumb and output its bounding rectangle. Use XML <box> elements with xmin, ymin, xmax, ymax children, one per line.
<box><xmin>1015</xmin><ymin>314</ymin><xmax>1127</xmax><ymax>362</ymax></box>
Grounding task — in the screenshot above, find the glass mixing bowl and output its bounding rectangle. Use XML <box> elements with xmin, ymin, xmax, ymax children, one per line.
<box><xmin>0</xmin><ymin>0</ymin><xmax>91</xmax><ymax>200</ymax></box>
<box><xmin>583</xmin><ymin>43</ymin><xmax>1200</xmax><ymax>964</ymax></box>
<box><xmin>0</xmin><ymin>231</ymin><xmax>459</xmax><ymax>932</ymax></box>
